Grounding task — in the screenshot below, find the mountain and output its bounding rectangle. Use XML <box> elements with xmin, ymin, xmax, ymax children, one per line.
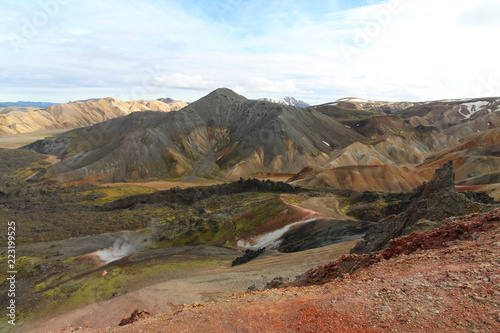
<box><xmin>17</xmin><ymin>92</ymin><xmax>500</xmax><ymax>194</ymax></box>
<box><xmin>0</xmin><ymin>97</ymin><xmax>187</xmax><ymax>136</ymax></box>
<box><xmin>0</xmin><ymin>101</ymin><xmax>57</xmax><ymax>108</ymax></box>
<box><xmin>259</xmin><ymin>97</ymin><xmax>310</xmax><ymax>108</ymax></box>
<box><xmin>22</xmin><ymin>88</ymin><xmax>364</xmax><ymax>184</ymax></box>
<box><xmin>285</xmin><ymin>96</ymin><xmax>500</xmax><ymax>193</ymax></box>
<box><xmin>314</xmin><ymin>97</ymin><xmax>415</xmax><ymax>117</ymax></box>
<box><xmin>290</xmin><ymin>164</ymin><xmax>426</xmax><ymax>191</ymax></box>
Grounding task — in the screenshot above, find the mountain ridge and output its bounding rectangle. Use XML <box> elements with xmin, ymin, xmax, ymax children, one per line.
<box><xmin>23</xmin><ymin>88</ymin><xmax>364</xmax><ymax>184</ymax></box>
<box><xmin>0</xmin><ymin>97</ymin><xmax>187</xmax><ymax>136</ymax></box>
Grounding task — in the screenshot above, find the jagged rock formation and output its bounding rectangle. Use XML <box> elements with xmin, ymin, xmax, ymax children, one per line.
<box><xmin>231</xmin><ymin>248</ymin><xmax>265</xmax><ymax>266</ymax></box>
<box><xmin>118</xmin><ymin>309</ymin><xmax>151</xmax><ymax>326</ymax></box>
<box><xmin>288</xmin><ymin>208</ymin><xmax>499</xmax><ymax>287</ymax></box>
<box><xmin>22</xmin><ymin>89</ymin><xmax>364</xmax><ymax>184</ymax></box>
<box><xmin>278</xmin><ymin>219</ymin><xmax>372</xmax><ymax>253</ymax></box>
<box><xmin>351</xmin><ymin>161</ymin><xmax>471</xmax><ymax>254</ymax></box>
<box><xmin>0</xmin><ymin>97</ymin><xmax>187</xmax><ymax>135</ymax></box>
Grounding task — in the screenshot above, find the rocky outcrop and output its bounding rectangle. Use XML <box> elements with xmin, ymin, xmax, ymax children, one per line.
<box><xmin>102</xmin><ymin>178</ymin><xmax>298</xmax><ymax>211</ymax></box>
<box><xmin>351</xmin><ymin>161</ymin><xmax>471</xmax><ymax>254</ymax></box>
<box><xmin>119</xmin><ymin>309</ymin><xmax>151</xmax><ymax>326</ymax></box>
<box><xmin>286</xmin><ymin>207</ymin><xmax>499</xmax><ymax>287</ymax></box>
<box><xmin>278</xmin><ymin>219</ymin><xmax>372</xmax><ymax>253</ymax></box>
<box><xmin>231</xmin><ymin>248</ymin><xmax>265</xmax><ymax>266</ymax></box>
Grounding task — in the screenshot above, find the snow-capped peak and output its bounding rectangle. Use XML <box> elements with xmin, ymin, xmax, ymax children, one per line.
<box><xmin>259</xmin><ymin>97</ymin><xmax>310</xmax><ymax>108</ymax></box>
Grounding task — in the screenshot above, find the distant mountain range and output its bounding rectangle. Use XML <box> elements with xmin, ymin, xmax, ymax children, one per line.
<box><xmin>0</xmin><ymin>101</ymin><xmax>57</xmax><ymax>108</ymax></box>
<box><xmin>259</xmin><ymin>97</ymin><xmax>310</xmax><ymax>108</ymax></box>
<box><xmin>0</xmin><ymin>97</ymin><xmax>187</xmax><ymax>135</ymax></box>
<box><xmin>22</xmin><ymin>89</ymin><xmax>499</xmax><ymax>195</ymax></box>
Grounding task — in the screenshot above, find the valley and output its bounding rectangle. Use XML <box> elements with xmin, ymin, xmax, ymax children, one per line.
<box><xmin>0</xmin><ymin>89</ymin><xmax>498</xmax><ymax>332</ymax></box>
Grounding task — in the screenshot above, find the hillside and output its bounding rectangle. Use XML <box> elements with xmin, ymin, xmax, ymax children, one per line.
<box><xmin>44</xmin><ymin>208</ymin><xmax>500</xmax><ymax>333</ymax></box>
<box><xmin>0</xmin><ymin>97</ymin><xmax>187</xmax><ymax>136</ymax></box>
<box><xmin>22</xmin><ymin>88</ymin><xmax>364</xmax><ymax>184</ymax></box>
<box><xmin>290</xmin><ymin>97</ymin><xmax>500</xmax><ymax>193</ymax></box>
<box><xmin>12</xmin><ymin>92</ymin><xmax>500</xmax><ymax>194</ymax></box>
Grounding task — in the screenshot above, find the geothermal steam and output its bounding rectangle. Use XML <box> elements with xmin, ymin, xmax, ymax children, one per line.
<box><xmin>94</xmin><ymin>234</ymin><xmax>149</xmax><ymax>263</ymax></box>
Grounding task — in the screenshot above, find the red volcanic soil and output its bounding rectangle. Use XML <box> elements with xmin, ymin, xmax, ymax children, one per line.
<box><xmin>53</xmin><ymin>208</ymin><xmax>500</xmax><ymax>333</ymax></box>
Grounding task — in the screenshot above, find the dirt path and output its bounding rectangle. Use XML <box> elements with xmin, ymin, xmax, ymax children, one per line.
<box><xmin>299</xmin><ymin>194</ymin><xmax>348</xmax><ymax>220</ymax></box>
<box><xmin>28</xmin><ymin>240</ymin><xmax>358</xmax><ymax>332</ymax></box>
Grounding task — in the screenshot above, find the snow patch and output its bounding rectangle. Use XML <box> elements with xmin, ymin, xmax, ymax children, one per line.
<box><xmin>460</xmin><ymin>101</ymin><xmax>490</xmax><ymax>119</ymax></box>
<box><xmin>337</xmin><ymin>97</ymin><xmax>368</xmax><ymax>103</ymax></box>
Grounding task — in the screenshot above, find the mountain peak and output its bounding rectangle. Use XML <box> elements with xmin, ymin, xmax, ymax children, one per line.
<box><xmin>259</xmin><ymin>97</ymin><xmax>310</xmax><ymax>108</ymax></box>
<box><xmin>207</xmin><ymin>88</ymin><xmax>247</xmax><ymax>101</ymax></box>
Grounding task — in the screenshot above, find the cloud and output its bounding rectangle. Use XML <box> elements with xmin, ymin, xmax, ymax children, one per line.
<box><xmin>243</xmin><ymin>77</ymin><xmax>302</xmax><ymax>93</ymax></box>
<box><xmin>0</xmin><ymin>0</ymin><xmax>499</xmax><ymax>103</ymax></box>
<box><xmin>155</xmin><ymin>73</ymin><xmax>218</xmax><ymax>90</ymax></box>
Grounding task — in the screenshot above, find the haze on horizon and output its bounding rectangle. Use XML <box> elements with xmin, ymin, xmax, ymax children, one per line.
<box><xmin>0</xmin><ymin>0</ymin><xmax>499</xmax><ymax>105</ymax></box>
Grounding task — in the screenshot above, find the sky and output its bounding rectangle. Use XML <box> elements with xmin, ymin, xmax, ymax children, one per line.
<box><xmin>0</xmin><ymin>0</ymin><xmax>499</xmax><ymax>105</ymax></box>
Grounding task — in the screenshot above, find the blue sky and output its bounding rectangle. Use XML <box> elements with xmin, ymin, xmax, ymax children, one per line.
<box><xmin>1</xmin><ymin>0</ymin><xmax>499</xmax><ymax>104</ymax></box>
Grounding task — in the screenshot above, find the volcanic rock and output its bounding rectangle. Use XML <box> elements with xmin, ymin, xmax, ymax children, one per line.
<box><xmin>119</xmin><ymin>309</ymin><xmax>151</xmax><ymax>326</ymax></box>
<box><xmin>351</xmin><ymin>161</ymin><xmax>471</xmax><ymax>254</ymax></box>
<box><xmin>278</xmin><ymin>219</ymin><xmax>372</xmax><ymax>253</ymax></box>
<box><xmin>231</xmin><ymin>248</ymin><xmax>265</xmax><ymax>266</ymax></box>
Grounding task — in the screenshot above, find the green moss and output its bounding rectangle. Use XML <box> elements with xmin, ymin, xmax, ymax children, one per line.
<box><xmin>284</xmin><ymin>195</ymin><xmax>299</xmax><ymax>205</ymax></box>
<box><xmin>215</xmin><ymin>135</ymin><xmax>231</xmax><ymax>152</ymax></box>
<box><xmin>77</xmin><ymin>185</ymin><xmax>157</xmax><ymax>205</ymax></box>
<box><xmin>38</xmin><ymin>255</ymin><xmax>230</xmax><ymax>316</ymax></box>
<box><xmin>34</xmin><ymin>282</ymin><xmax>47</xmax><ymax>292</ymax></box>
<box><xmin>179</xmin><ymin>137</ymin><xmax>199</xmax><ymax>160</ymax></box>
<box><xmin>308</xmin><ymin>148</ymin><xmax>321</xmax><ymax>157</ymax></box>
<box><xmin>233</xmin><ymin>199</ymin><xmax>286</xmax><ymax>235</ymax></box>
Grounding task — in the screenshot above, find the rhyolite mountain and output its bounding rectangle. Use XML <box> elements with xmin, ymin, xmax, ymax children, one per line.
<box><xmin>18</xmin><ymin>91</ymin><xmax>500</xmax><ymax>194</ymax></box>
<box><xmin>290</xmin><ymin>96</ymin><xmax>500</xmax><ymax>193</ymax></box>
<box><xmin>0</xmin><ymin>97</ymin><xmax>187</xmax><ymax>136</ymax></box>
<box><xmin>23</xmin><ymin>88</ymin><xmax>364</xmax><ymax>184</ymax></box>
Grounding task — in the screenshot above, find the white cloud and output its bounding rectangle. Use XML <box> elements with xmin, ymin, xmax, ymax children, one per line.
<box><xmin>243</xmin><ymin>77</ymin><xmax>302</xmax><ymax>93</ymax></box>
<box><xmin>155</xmin><ymin>73</ymin><xmax>218</xmax><ymax>90</ymax></box>
<box><xmin>0</xmin><ymin>0</ymin><xmax>499</xmax><ymax>103</ymax></box>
